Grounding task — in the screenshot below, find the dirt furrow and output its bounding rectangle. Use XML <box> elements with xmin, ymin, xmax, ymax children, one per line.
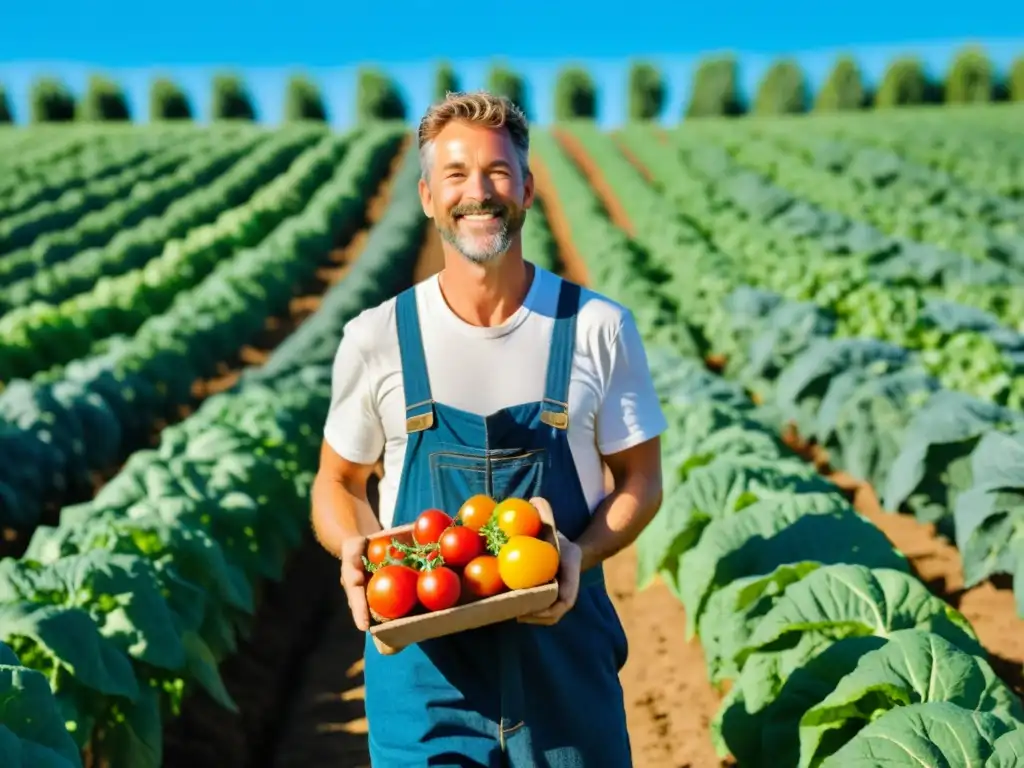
<box><xmin>533</xmin><ymin>147</ymin><xmax>730</xmax><ymax>768</ymax></box>
<box><xmin>260</xmin><ymin>218</ymin><xmax>447</xmax><ymax>768</ymax></box>
<box><xmin>156</xmin><ymin>138</ymin><xmax>407</xmax><ymax>768</ymax></box>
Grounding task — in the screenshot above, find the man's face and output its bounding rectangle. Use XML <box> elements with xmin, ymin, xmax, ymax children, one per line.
<box><xmin>419</xmin><ymin>121</ymin><xmax>534</xmax><ymax>265</ymax></box>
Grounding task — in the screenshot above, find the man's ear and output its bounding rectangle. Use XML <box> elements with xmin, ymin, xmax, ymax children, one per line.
<box><xmin>522</xmin><ymin>170</ymin><xmax>535</xmax><ymax>210</ymax></box>
<box><xmin>418</xmin><ymin>177</ymin><xmax>434</xmax><ymax>219</ymax></box>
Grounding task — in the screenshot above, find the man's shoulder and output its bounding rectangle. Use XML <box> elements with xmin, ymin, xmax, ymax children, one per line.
<box><xmin>562</xmin><ymin>277</ymin><xmax>633</xmax><ymax>341</ymax></box>
<box><xmin>341</xmin><ymin>277</ymin><xmax>437</xmax><ymax>356</ymax></box>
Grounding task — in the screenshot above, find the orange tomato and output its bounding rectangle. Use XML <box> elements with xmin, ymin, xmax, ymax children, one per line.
<box><xmin>497</xmin><ymin>536</ymin><xmax>559</xmax><ymax>590</ymax></box>
<box><xmin>494</xmin><ymin>498</ymin><xmax>543</xmax><ymax>538</ymax></box>
<box><xmin>461</xmin><ymin>555</ymin><xmax>507</xmax><ymax>599</ymax></box>
<box><xmin>457</xmin><ymin>494</ymin><xmax>497</xmax><ymax>531</ymax></box>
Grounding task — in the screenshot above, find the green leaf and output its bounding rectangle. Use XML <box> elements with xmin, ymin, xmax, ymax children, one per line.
<box><xmin>0</xmin><ymin>603</ymin><xmax>138</xmax><ymax>699</ymax></box>
<box><xmin>821</xmin><ymin>701</ymin><xmax>1015</xmax><ymax>766</ymax></box>
<box><xmin>800</xmin><ymin>629</ymin><xmax>1024</xmax><ymax>767</ymax></box>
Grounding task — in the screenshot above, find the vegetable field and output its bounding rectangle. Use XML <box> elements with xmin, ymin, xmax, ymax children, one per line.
<box><xmin>1</xmin><ymin>103</ymin><xmax>1024</xmax><ymax>768</ymax></box>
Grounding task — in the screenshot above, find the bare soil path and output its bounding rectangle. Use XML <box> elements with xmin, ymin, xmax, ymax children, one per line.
<box><xmin>534</xmin><ymin>133</ymin><xmax>732</xmax><ymax>768</ymax></box>
<box><xmin>156</xmin><ymin>138</ymin><xmax>407</xmax><ymax>768</ymax></box>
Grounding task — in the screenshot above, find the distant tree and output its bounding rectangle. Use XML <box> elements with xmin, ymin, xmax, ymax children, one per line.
<box><xmin>210</xmin><ymin>73</ymin><xmax>257</xmax><ymax>121</ymax></box>
<box><xmin>814</xmin><ymin>55</ymin><xmax>868</xmax><ymax>110</ymax></box>
<box><xmin>945</xmin><ymin>46</ymin><xmax>994</xmax><ymax>103</ymax></box>
<box><xmin>150</xmin><ymin>77</ymin><xmax>192</xmax><ymax>120</ymax></box>
<box><xmin>752</xmin><ymin>58</ymin><xmax>809</xmax><ymax>115</ymax></box>
<box><xmin>626</xmin><ymin>61</ymin><xmax>664</xmax><ymax>120</ymax></box>
<box><xmin>553</xmin><ymin>66</ymin><xmax>597</xmax><ymax>119</ymax></box>
<box><xmin>355</xmin><ymin>67</ymin><xmax>406</xmax><ymax>121</ymax></box>
<box><xmin>433</xmin><ymin>62</ymin><xmax>460</xmax><ymax>101</ymax></box>
<box><xmin>684</xmin><ymin>55</ymin><xmax>744</xmax><ymax>118</ymax></box>
<box><xmin>874</xmin><ymin>57</ymin><xmax>942</xmax><ymax>107</ymax></box>
<box><xmin>485</xmin><ymin>63</ymin><xmax>530</xmax><ymax>118</ymax></box>
<box><xmin>1007</xmin><ymin>55</ymin><xmax>1024</xmax><ymax>101</ymax></box>
<box><xmin>284</xmin><ymin>74</ymin><xmax>327</xmax><ymax>121</ymax></box>
<box><xmin>29</xmin><ymin>76</ymin><xmax>76</xmax><ymax>123</ymax></box>
<box><xmin>77</xmin><ymin>74</ymin><xmax>131</xmax><ymax>121</ymax></box>
<box><xmin>0</xmin><ymin>85</ymin><xmax>12</xmax><ymax>123</ymax></box>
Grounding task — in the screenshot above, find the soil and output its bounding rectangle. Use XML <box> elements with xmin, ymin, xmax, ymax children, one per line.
<box><xmin>149</xmin><ymin>140</ymin><xmax>406</xmax><ymax>768</ymax></box>
<box><xmin>532</xmin><ymin>144</ymin><xmax>731</xmax><ymax>767</ymax></box>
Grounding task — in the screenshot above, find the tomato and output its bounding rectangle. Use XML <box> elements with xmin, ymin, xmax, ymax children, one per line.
<box><xmin>414</xmin><ymin>509</ymin><xmax>453</xmax><ymax>545</ymax></box>
<box><xmin>365</xmin><ymin>537</ymin><xmax>401</xmax><ymax>566</ymax></box>
<box><xmin>494</xmin><ymin>498</ymin><xmax>543</xmax><ymax>538</ymax></box>
<box><xmin>498</xmin><ymin>536</ymin><xmax>559</xmax><ymax>590</ymax></box>
<box><xmin>417</xmin><ymin>567</ymin><xmax>461</xmax><ymax>612</ymax></box>
<box><xmin>461</xmin><ymin>555</ymin><xmax>506</xmax><ymax>599</ymax></box>
<box><xmin>457</xmin><ymin>494</ymin><xmax>497</xmax><ymax>531</ymax></box>
<box><xmin>438</xmin><ymin>525</ymin><xmax>486</xmax><ymax>567</ymax></box>
<box><xmin>366</xmin><ymin>564</ymin><xmax>420</xmax><ymax>620</ymax></box>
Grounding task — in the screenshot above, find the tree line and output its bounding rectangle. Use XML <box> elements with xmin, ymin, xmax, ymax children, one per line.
<box><xmin>1</xmin><ymin>46</ymin><xmax>1022</xmax><ymax>126</ymax></box>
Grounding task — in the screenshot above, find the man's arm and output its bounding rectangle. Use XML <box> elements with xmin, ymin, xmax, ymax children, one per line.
<box><xmin>574</xmin><ymin>436</ymin><xmax>663</xmax><ymax>572</ymax></box>
<box><xmin>311</xmin><ymin>440</ymin><xmax>382</xmax><ymax>558</ymax></box>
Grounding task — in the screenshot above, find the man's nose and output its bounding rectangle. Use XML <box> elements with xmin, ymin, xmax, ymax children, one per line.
<box><xmin>462</xmin><ymin>170</ymin><xmax>494</xmax><ymax>200</ymax></box>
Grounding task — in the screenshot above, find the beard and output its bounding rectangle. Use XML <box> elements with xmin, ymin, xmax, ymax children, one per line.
<box><xmin>436</xmin><ymin>200</ymin><xmax>527</xmax><ymax>265</ymax></box>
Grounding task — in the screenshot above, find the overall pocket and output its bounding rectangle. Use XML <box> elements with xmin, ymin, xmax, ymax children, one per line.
<box><xmin>429</xmin><ymin>447</ymin><xmax>546</xmax><ymax>515</ymax></box>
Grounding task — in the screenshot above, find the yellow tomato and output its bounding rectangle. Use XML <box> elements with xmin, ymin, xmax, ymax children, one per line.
<box><xmin>497</xmin><ymin>535</ymin><xmax>559</xmax><ymax>590</ymax></box>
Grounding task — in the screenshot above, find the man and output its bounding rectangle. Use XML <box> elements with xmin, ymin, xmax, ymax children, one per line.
<box><xmin>311</xmin><ymin>90</ymin><xmax>667</xmax><ymax>767</ymax></box>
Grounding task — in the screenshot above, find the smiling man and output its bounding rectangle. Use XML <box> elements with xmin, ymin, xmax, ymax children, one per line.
<box><xmin>311</xmin><ymin>90</ymin><xmax>667</xmax><ymax>766</ymax></box>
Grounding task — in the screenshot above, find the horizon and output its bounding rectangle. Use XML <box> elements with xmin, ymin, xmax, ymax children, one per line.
<box><xmin>2</xmin><ymin>0</ymin><xmax>1023</xmax><ymax>127</ymax></box>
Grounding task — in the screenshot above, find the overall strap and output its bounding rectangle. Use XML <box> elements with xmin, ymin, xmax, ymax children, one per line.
<box><xmin>395</xmin><ymin>287</ymin><xmax>435</xmax><ymax>433</ymax></box>
<box><xmin>541</xmin><ymin>279</ymin><xmax>582</xmax><ymax>430</ymax></box>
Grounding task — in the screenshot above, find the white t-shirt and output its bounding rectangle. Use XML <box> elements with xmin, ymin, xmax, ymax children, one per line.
<box><xmin>323</xmin><ymin>264</ymin><xmax>668</xmax><ymax>528</ymax></box>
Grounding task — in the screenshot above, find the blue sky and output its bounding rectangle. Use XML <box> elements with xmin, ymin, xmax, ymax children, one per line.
<box><xmin>2</xmin><ymin>0</ymin><xmax>1022</xmax><ymax>127</ymax></box>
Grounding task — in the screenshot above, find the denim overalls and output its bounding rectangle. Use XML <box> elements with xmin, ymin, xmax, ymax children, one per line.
<box><xmin>362</xmin><ymin>278</ymin><xmax>633</xmax><ymax>767</ymax></box>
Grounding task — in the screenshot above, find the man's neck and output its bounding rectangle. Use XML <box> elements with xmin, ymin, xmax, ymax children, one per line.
<box><xmin>438</xmin><ymin>246</ymin><xmax>535</xmax><ymax>328</ymax></box>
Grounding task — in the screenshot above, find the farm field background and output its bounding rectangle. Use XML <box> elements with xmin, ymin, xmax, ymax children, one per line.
<box><xmin>2</xmin><ymin>99</ymin><xmax>1024</xmax><ymax>766</ymax></box>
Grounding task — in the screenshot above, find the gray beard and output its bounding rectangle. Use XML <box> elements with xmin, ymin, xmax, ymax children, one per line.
<box><xmin>438</xmin><ymin>212</ymin><xmax>524</xmax><ymax>265</ymax></box>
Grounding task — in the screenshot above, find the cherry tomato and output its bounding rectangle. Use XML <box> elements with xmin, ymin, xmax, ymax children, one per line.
<box><xmin>461</xmin><ymin>555</ymin><xmax>507</xmax><ymax>599</ymax></box>
<box><xmin>366</xmin><ymin>564</ymin><xmax>420</xmax><ymax>620</ymax></box>
<box><xmin>438</xmin><ymin>525</ymin><xmax>486</xmax><ymax>567</ymax></box>
<box><xmin>417</xmin><ymin>567</ymin><xmax>461</xmax><ymax>612</ymax></box>
<box><xmin>498</xmin><ymin>536</ymin><xmax>559</xmax><ymax>590</ymax></box>
<box><xmin>457</xmin><ymin>494</ymin><xmax>497</xmax><ymax>531</ymax></box>
<box><xmin>414</xmin><ymin>509</ymin><xmax>453</xmax><ymax>545</ymax></box>
<box><xmin>494</xmin><ymin>498</ymin><xmax>543</xmax><ymax>538</ymax></box>
<box><xmin>366</xmin><ymin>537</ymin><xmax>401</xmax><ymax>566</ymax></box>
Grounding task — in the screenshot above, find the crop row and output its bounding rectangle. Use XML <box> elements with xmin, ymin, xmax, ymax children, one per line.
<box><xmin>0</xmin><ymin>131</ymin><xmax>426</xmax><ymax>768</ymax></box>
<box><xmin>0</xmin><ymin>124</ymin><xmax>404</xmax><ymax>532</ymax></box>
<box><xmin>0</xmin><ymin>126</ymin><xmax>205</xmax><ymax>221</ymax></box>
<box><xmin>739</xmin><ymin>109</ymin><xmax>1024</xmax><ymax>199</ymax></box>
<box><xmin>0</xmin><ymin>129</ymin><xmax>213</xmax><ymax>255</ymax></box>
<box><xmin>553</xmin><ymin>121</ymin><xmax>1024</xmax><ymax>615</ymax></box>
<box><xmin>686</xmin><ymin>124</ymin><xmax>1024</xmax><ymax>273</ymax></box>
<box><xmin>0</xmin><ymin>125</ymin><xmax>329</xmax><ymax>380</ymax></box>
<box><xmin>530</xmin><ymin>126</ymin><xmax>1024</xmax><ymax>766</ymax></box>
<box><xmin>0</xmin><ymin>128</ymin><xmax>267</xmax><ymax>296</ymax></box>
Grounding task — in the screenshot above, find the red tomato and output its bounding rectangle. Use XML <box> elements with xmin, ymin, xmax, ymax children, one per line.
<box><xmin>366</xmin><ymin>565</ymin><xmax>419</xmax><ymax>620</ymax></box>
<box><xmin>417</xmin><ymin>567</ymin><xmax>461</xmax><ymax>611</ymax></box>
<box><xmin>462</xmin><ymin>555</ymin><xmax>506</xmax><ymax>599</ymax></box>
<box><xmin>414</xmin><ymin>509</ymin><xmax>453</xmax><ymax>545</ymax></box>
<box><xmin>457</xmin><ymin>494</ymin><xmax>497</xmax><ymax>531</ymax></box>
<box><xmin>494</xmin><ymin>498</ymin><xmax>543</xmax><ymax>538</ymax></box>
<box><xmin>366</xmin><ymin>537</ymin><xmax>401</xmax><ymax>566</ymax></box>
<box><xmin>438</xmin><ymin>525</ymin><xmax>486</xmax><ymax>567</ymax></box>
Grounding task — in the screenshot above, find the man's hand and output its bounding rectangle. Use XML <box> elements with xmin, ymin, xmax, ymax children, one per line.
<box><xmin>340</xmin><ymin>535</ymin><xmax>403</xmax><ymax>655</ymax></box>
<box><xmin>340</xmin><ymin>534</ymin><xmax>371</xmax><ymax>632</ymax></box>
<box><xmin>517</xmin><ymin>504</ymin><xmax>583</xmax><ymax>627</ymax></box>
